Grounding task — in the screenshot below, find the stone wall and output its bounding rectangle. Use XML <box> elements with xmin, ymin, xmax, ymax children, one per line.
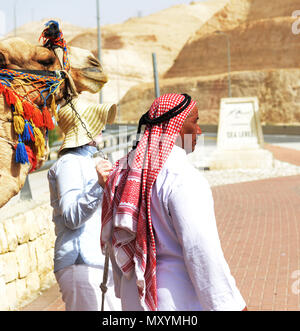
<box><xmin>0</xmin><ymin>201</ymin><xmax>55</xmax><ymax>310</ymax></box>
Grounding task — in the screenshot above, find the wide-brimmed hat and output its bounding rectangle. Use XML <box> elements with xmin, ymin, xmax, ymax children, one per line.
<box><xmin>58</xmin><ymin>96</ymin><xmax>117</xmax><ymax>152</ymax></box>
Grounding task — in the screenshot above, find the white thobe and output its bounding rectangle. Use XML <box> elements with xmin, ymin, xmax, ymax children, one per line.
<box><xmin>112</xmin><ymin>145</ymin><xmax>246</xmax><ymax>311</ymax></box>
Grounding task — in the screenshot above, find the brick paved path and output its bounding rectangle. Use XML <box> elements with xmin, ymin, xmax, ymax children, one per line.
<box><xmin>265</xmin><ymin>143</ymin><xmax>300</xmax><ymax>167</ymax></box>
<box><xmin>21</xmin><ymin>144</ymin><xmax>300</xmax><ymax>311</ymax></box>
<box><xmin>22</xmin><ymin>283</ymin><xmax>65</xmax><ymax>311</ymax></box>
<box><xmin>213</xmin><ymin>175</ymin><xmax>300</xmax><ymax>310</ymax></box>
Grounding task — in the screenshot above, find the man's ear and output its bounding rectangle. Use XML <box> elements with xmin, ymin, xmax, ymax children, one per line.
<box><xmin>175</xmin><ymin>133</ymin><xmax>183</xmax><ymax>149</ymax></box>
<box><xmin>0</xmin><ymin>51</ymin><xmax>8</xmax><ymax>67</ymax></box>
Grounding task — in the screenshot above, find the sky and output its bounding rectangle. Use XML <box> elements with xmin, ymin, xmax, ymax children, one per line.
<box><xmin>0</xmin><ymin>0</ymin><xmax>207</xmax><ymax>36</ymax></box>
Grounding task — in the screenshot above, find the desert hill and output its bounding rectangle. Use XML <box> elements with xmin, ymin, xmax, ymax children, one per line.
<box><xmin>187</xmin><ymin>0</ymin><xmax>298</xmax><ymax>38</ymax></box>
<box><xmin>166</xmin><ymin>0</ymin><xmax>300</xmax><ymax>78</ymax></box>
<box><xmin>4</xmin><ymin>0</ymin><xmax>300</xmax><ymax>125</ymax></box>
<box><xmin>68</xmin><ymin>0</ymin><xmax>229</xmax><ymax>105</ymax></box>
<box><xmin>165</xmin><ymin>16</ymin><xmax>300</xmax><ymax>78</ymax></box>
<box><xmin>119</xmin><ymin>0</ymin><xmax>300</xmax><ymax>125</ymax></box>
<box><xmin>4</xmin><ymin>1</ymin><xmax>228</xmax><ymax>107</ymax></box>
<box><xmin>120</xmin><ymin>68</ymin><xmax>300</xmax><ymax>124</ymax></box>
<box><xmin>4</xmin><ymin>20</ymin><xmax>90</xmax><ymax>45</ymax></box>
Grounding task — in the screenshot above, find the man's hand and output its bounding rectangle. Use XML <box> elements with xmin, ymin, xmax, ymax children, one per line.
<box><xmin>95</xmin><ymin>159</ymin><xmax>113</xmax><ymax>188</ymax></box>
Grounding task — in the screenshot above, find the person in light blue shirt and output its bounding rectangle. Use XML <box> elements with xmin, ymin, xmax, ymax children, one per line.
<box><xmin>47</xmin><ymin>97</ymin><xmax>121</xmax><ymax>311</ymax></box>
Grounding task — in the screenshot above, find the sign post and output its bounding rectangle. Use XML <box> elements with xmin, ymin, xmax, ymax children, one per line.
<box><xmin>96</xmin><ymin>0</ymin><xmax>103</xmax><ymax>103</ymax></box>
<box><xmin>152</xmin><ymin>53</ymin><xmax>160</xmax><ymax>98</ymax></box>
<box><xmin>210</xmin><ymin>97</ymin><xmax>273</xmax><ymax>169</ymax></box>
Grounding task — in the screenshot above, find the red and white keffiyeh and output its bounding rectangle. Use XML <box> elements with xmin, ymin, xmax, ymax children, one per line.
<box><xmin>101</xmin><ymin>93</ymin><xmax>196</xmax><ymax>311</ymax></box>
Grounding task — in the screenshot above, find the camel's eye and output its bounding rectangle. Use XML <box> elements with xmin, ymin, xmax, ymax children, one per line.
<box><xmin>37</xmin><ymin>58</ymin><xmax>55</xmax><ymax>66</ymax></box>
<box><xmin>0</xmin><ymin>52</ymin><xmax>7</xmax><ymax>67</ymax></box>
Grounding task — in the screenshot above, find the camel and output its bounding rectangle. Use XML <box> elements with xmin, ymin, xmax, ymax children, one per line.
<box><xmin>0</xmin><ymin>32</ymin><xmax>107</xmax><ymax>208</ymax></box>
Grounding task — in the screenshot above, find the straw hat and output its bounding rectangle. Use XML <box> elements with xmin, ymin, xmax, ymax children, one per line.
<box><xmin>58</xmin><ymin>97</ymin><xmax>117</xmax><ymax>152</ymax></box>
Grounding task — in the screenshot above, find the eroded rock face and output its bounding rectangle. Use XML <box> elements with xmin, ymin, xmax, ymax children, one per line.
<box><xmin>165</xmin><ymin>17</ymin><xmax>300</xmax><ymax>79</ymax></box>
<box><xmin>120</xmin><ymin>0</ymin><xmax>300</xmax><ymax>125</ymax></box>
<box><xmin>5</xmin><ymin>0</ymin><xmax>300</xmax><ymax>126</ymax></box>
<box><xmin>2</xmin><ymin>1</ymin><xmax>231</xmax><ymax>110</ymax></box>
<box><xmin>120</xmin><ymin>69</ymin><xmax>300</xmax><ymax>125</ymax></box>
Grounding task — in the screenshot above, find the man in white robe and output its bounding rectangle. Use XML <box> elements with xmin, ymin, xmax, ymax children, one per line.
<box><xmin>101</xmin><ymin>93</ymin><xmax>247</xmax><ymax>311</ymax></box>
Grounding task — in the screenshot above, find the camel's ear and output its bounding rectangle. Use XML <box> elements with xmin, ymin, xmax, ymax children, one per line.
<box><xmin>0</xmin><ymin>51</ymin><xmax>8</xmax><ymax>67</ymax></box>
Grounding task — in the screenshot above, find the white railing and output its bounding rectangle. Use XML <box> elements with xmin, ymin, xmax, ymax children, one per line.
<box><xmin>19</xmin><ymin>126</ymin><xmax>137</xmax><ymax>200</ymax></box>
<box><xmin>38</xmin><ymin>125</ymin><xmax>137</xmax><ymax>171</ymax></box>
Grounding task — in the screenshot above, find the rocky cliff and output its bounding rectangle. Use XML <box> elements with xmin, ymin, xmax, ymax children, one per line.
<box><xmin>69</xmin><ymin>0</ymin><xmax>229</xmax><ymax>105</ymax></box>
<box><xmin>5</xmin><ymin>0</ymin><xmax>300</xmax><ymax>125</ymax></box>
<box><xmin>120</xmin><ymin>68</ymin><xmax>300</xmax><ymax>124</ymax></box>
<box><xmin>120</xmin><ymin>0</ymin><xmax>300</xmax><ymax>125</ymax></box>
<box><xmin>4</xmin><ymin>1</ymin><xmax>228</xmax><ymax>106</ymax></box>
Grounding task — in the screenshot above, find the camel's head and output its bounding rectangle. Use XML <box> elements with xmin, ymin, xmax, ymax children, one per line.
<box><xmin>0</xmin><ymin>37</ymin><xmax>107</xmax><ymax>95</ymax></box>
<box><xmin>0</xmin><ymin>34</ymin><xmax>109</xmax><ymax>208</ymax></box>
<box><xmin>67</xmin><ymin>45</ymin><xmax>108</xmax><ymax>93</ymax></box>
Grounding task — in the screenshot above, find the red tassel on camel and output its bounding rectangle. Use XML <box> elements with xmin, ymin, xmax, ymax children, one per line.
<box><xmin>3</xmin><ymin>87</ymin><xmax>17</xmax><ymax>106</ymax></box>
<box><xmin>42</xmin><ymin>106</ymin><xmax>55</xmax><ymax>130</ymax></box>
<box><xmin>25</xmin><ymin>145</ymin><xmax>37</xmax><ymax>173</ymax></box>
<box><xmin>31</xmin><ymin>106</ymin><xmax>44</xmax><ymax>128</ymax></box>
<box><xmin>0</xmin><ymin>83</ymin><xmax>5</xmax><ymax>94</ymax></box>
<box><xmin>22</xmin><ymin>101</ymin><xmax>34</xmax><ymax>121</ymax></box>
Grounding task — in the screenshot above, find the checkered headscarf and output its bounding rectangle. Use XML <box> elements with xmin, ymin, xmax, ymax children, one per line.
<box><xmin>101</xmin><ymin>93</ymin><xmax>196</xmax><ymax>311</ymax></box>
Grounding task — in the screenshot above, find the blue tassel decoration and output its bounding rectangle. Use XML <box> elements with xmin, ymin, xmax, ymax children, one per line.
<box><xmin>28</xmin><ymin>122</ymin><xmax>35</xmax><ymax>138</ymax></box>
<box><xmin>22</xmin><ymin>121</ymin><xmax>31</xmax><ymax>142</ymax></box>
<box><xmin>15</xmin><ymin>136</ymin><xmax>29</xmax><ymax>164</ymax></box>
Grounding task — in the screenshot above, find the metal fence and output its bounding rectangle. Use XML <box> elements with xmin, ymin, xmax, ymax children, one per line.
<box><xmin>20</xmin><ymin>125</ymin><xmax>138</xmax><ymax>200</ymax></box>
<box><xmin>37</xmin><ymin>125</ymin><xmax>137</xmax><ymax>172</ymax></box>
